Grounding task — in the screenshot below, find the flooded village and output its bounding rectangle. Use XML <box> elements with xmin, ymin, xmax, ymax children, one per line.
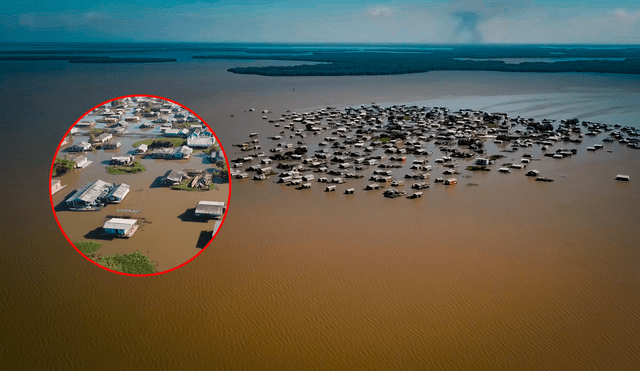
<box><xmin>6</xmin><ymin>54</ymin><xmax>640</xmax><ymax>369</ymax></box>
<box><xmin>51</xmin><ymin>96</ymin><xmax>229</xmax><ymax>274</ymax></box>
<box><xmin>52</xmin><ymin>97</ymin><xmax>637</xmax><ymax>274</ymax></box>
<box><xmin>230</xmin><ymin>104</ymin><xmax>636</xmax><ymax>198</ymax></box>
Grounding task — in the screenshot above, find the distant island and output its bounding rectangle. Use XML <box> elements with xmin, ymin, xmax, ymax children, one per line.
<box><xmin>4</xmin><ymin>43</ymin><xmax>640</xmax><ymax>72</ymax></box>
<box><xmin>0</xmin><ymin>56</ymin><xmax>177</xmax><ymax>63</ymax></box>
<box><xmin>192</xmin><ymin>45</ymin><xmax>640</xmax><ymax>76</ymax></box>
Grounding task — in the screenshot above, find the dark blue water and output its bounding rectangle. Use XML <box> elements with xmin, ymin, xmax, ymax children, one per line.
<box><xmin>2</xmin><ymin>42</ymin><xmax>639</xmax><ymax>62</ymax></box>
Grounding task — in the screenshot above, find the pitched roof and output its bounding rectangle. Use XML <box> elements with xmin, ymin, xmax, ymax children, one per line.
<box><xmin>195</xmin><ymin>201</ymin><xmax>225</xmax><ymax>215</ymax></box>
<box><xmin>103</xmin><ymin>218</ymin><xmax>137</xmax><ymax>230</ymax></box>
<box><xmin>177</xmin><ymin>146</ymin><xmax>193</xmax><ymax>155</ymax></box>
<box><xmin>165</xmin><ymin>169</ymin><xmax>185</xmax><ymax>181</ymax></box>
<box><xmin>69</xmin><ymin>180</ymin><xmax>112</xmax><ymax>203</ymax></box>
<box><xmin>106</xmin><ymin>183</ymin><xmax>130</xmax><ymax>199</ymax></box>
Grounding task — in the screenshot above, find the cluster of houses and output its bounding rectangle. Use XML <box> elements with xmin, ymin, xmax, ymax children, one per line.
<box><xmin>164</xmin><ymin>126</ymin><xmax>215</xmax><ymax>145</ymax></box>
<box><xmin>68</xmin><ymin>154</ymin><xmax>93</xmax><ymax>168</ymax></box>
<box><xmin>59</xmin><ymin>175</ymin><xmax>226</xmax><ymax>238</ymax></box>
<box><xmin>54</xmin><ymin>97</ymin><xmax>228</xmax><ymax>241</ymax></box>
<box><xmin>69</xmin><ymin>141</ymin><xmax>93</xmax><ymax>152</ymax></box>
<box><xmin>229</xmin><ymin>104</ymin><xmax>635</xmax><ymax>198</ymax></box>
<box><xmin>68</xmin><ymin>136</ymin><xmax>121</xmax><ymax>152</ymax></box>
<box><xmin>96</xmin><ymin>199</ymin><xmax>224</xmax><ymax>238</ymax></box>
<box><xmin>110</xmin><ymin>154</ymin><xmax>135</xmax><ymax>165</ymax></box>
<box><xmin>64</xmin><ymin>180</ymin><xmax>130</xmax><ymax>211</ymax></box>
<box><xmin>148</xmin><ymin>145</ymin><xmax>193</xmax><ymax>159</ymax></box>
<box><xmin>159</xmin><ymin>168</ymin><xmax>215</xmax><ymax>190</ymax></box>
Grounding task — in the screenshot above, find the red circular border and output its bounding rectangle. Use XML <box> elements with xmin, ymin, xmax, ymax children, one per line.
<box><xmin>49</xmin><ymin>94</ymin><xmax>232</xmax><ymax>277</ymax></box>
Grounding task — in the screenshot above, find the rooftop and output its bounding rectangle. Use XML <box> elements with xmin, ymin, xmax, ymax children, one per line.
<box><xmin>103</xmin><ymin>218</ymin><xmax>137</xmax><ymax>230</ymax></box>
<box><xmin>106</xmin><ymin>183</ymin><xmax>130</xmax><ymax>199</ymax></box>
<box><xmin>69</xmin><ymin>180</ymin><xmax>113</xmax><ymax>203</ymax></box>
<box><xmin>195</xmin><ymin>201</ymin><xmax>225</xmax><ymax>215</ymax></box>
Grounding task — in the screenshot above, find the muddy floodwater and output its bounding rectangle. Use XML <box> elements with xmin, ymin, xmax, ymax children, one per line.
<box><xmin>2</xmin><ymin>59</ymin><xmax>640</xmax><ymax>370</ymax></box>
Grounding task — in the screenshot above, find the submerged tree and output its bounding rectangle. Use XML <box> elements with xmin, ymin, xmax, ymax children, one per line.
<box><xmin>53</xmin><ymin>158</ymin><xmax>75</xmax><ymax>177</ymax></box>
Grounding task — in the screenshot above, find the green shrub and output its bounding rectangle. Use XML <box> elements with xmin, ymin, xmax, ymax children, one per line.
<box><xmin>107</xmin><ymin>161</ymin><xmax>146</xmax><ymax>174</ymax></box>
<box><xmin>132</xmin><ymin>138</ymin><xmax>185</xmax><ymax>148</ymax></box>
<box><xmin>75</xmin><ymin>241</ymin><xmax>102</xmax><ymax>256</ymax></box>
<box><xmin>53</xmin><ymin>158</ymin><xmax>75</xmax><ymax>177</ymax></box>
<box><xmin>97</xmin><ymin>251</ymin><xmax>156</xmax><ymax>275</ymax></box>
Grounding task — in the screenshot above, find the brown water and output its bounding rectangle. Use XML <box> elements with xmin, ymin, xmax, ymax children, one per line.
<box><xmin>2</xmin><ymin>60</ymin><xmax>640</xmax><ymax>370</ymax></box>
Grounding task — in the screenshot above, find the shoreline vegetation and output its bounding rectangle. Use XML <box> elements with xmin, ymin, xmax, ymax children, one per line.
<box><xmin>53</xmin><ymin>158</ymin><xmax>75</xmax><ymax>177</ymax></box>
<box><xmin>75</xmin><ymin>240</ymin><xmax>156</xmax><ymax>274</ymax></box>
<box><xmin>171</xmin><ymin>179</ymin><xmax>217</xmax><ymax>191</ymax></box>
<box><xmin>0</xmin><ymin>56</ymin><xmax>177</xmax><ymax>63</ymax></box>
<box><xmin>193</xmin><ymin>45</ymin><xmax>640</xmax><ymax>76</ymax></box>
<box><xmin>132</xmin><ymin>138</ymin><xmax>186</xmax><ymax>148</ymax></box>
<box><xmin>208</xmin><ymin>53</ymin><xmax>640</xmax><ymax>76</ymax></box>
<box><xmin>97</xmin><ymin>252</ymin><xmax>156</xmax><ymax>274</ymax></box>
<box><xmin>75</xmin><ymin>241</ymin><xmax>102</xmax><ymax>256</ymax></box>
<box><xmin>106</xmin><ymin>161</ymin><xmax>146</xmax><ymax>175</ymax></box>
<box><xmin>89</xmin><ymin>128</ymin><xmax>111</xmax><ymax>135</ymax></box>
<box><xmin>4</xmin><ymin>44</ymin><xmax>640</xmax><ymax>73</ymax></box>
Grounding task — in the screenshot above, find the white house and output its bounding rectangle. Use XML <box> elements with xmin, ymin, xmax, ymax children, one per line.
<box><xmin>136</xmin><ymin>144</ymin><xmax>148</xmax><ymax>153</ymax></box>
<box><xmin>103</xmin><ymin>218</ymin><xmax>138</xmax><ymax>238</ymax></box>
<box><xmin>69</xmin><ymin>141</ymin><xmax>92</xmax><ymax>152</ymax></box>
<box><xmin>194</xmin><ymin>201</ymin><xmax>226</xmax><ymax>219</ymax></box>
<box><xmin>110</xmin><ymin>155</ymin><xmax>134</xmax><ymax>165</ymax></box>
<box><xmin>105</xmin><ymin>183</ymin><xmax>130</xmax><ymax>203</ymax></box>
<box><xmin>51</xmin><ymin>179</ymin><xmax>65</xmax><ymax>195</ymax></box>
<box><xmin>187</xmin><ymin>135</ymin><xmax>214</xmax><ymax>148</ymax></box>
<box><xmin>92</xmin><ymin>133</ymin><xmax>113</xmax><ymax>144</ymax></box>
<box><xmin>69</xmin><ymin>154</ymin><xmax>93</xmax><ymax>169</ymax></box>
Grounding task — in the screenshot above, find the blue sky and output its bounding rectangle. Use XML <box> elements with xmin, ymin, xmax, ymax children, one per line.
<box><xmin>1</xmin><ymin>1</ymin><xmax>639</xmax><ymax>43</ymax></box>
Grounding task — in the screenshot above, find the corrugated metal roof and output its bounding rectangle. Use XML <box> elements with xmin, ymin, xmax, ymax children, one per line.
<box><xmin>177</xmin><ymin>146</ymin><xmax>193</xmax><ymax>155</ymax></box>
<box><xmin>195</xmin><ymin>201</ymin><xmax>225</xmax><ymax>215</ymax></box>
<box><xmin>166</xmin><ymin>169</ymin><xmax>184</xmax><ymax>181</ymax></box>
<box><xmin>103</xmin><ymin>218</ymin><xmax>137</xmax><ymax>230</ymax></box>
<box><xmin>152</xmin><ymin>148</ymin><xmax>174</xmax><ymax>154</ymax></box>
<box><xmin>69</xmin><ymin>180</ymin><xmax>113</xmax><ymax>203</ymax></box>
<box><xmin>187</xmin><ymin>136</ymin><xmax>214</xmax><ymax>147</ymax></box>
<box><xmin>69</xmin><ymin>154</ymin><xmax>86</xmax><ymax>163</ymax></box>
<box><xmin>107</xmin><ymin>183</ymin><xmax>130</xmax><ymax>199</ymax></box>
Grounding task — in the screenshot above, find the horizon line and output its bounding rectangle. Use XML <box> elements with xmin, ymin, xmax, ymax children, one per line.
<box><xmin>2</xmin><ymin>41</ymin><xmax>640</xmax><ymax>46</ymax></box>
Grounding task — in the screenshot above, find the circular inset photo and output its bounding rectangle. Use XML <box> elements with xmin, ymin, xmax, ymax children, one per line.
<box><xmin>50</xmin><ymin>95</ymin><xmax>231</xmax><ymax>276</ymax></box>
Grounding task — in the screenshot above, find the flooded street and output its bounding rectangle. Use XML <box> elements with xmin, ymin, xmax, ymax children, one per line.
<box><xmin>2</xmin><ymin>60</ymin><xmax>640</xmax><ymax>370</ymax></box>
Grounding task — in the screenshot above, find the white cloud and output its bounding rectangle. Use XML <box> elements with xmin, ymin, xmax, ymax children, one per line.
<box><xmin>3</xmin><ymin>4</ymin><xmax>640</xmax><ymax>43</ymax></box>
<box><xmin>480</xmin><ymin>8</ymin><xmax>640</xmax><ymax>44</ymax></box>
<box><xmin>614</xmin><ymin>9</ymin><xmax>640</xmax><ymax>24</ymax></box>
<box><xmin>366</xmin><ymin>6</ymin><xmax>394</xmax><ymax>18</ymax></box>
